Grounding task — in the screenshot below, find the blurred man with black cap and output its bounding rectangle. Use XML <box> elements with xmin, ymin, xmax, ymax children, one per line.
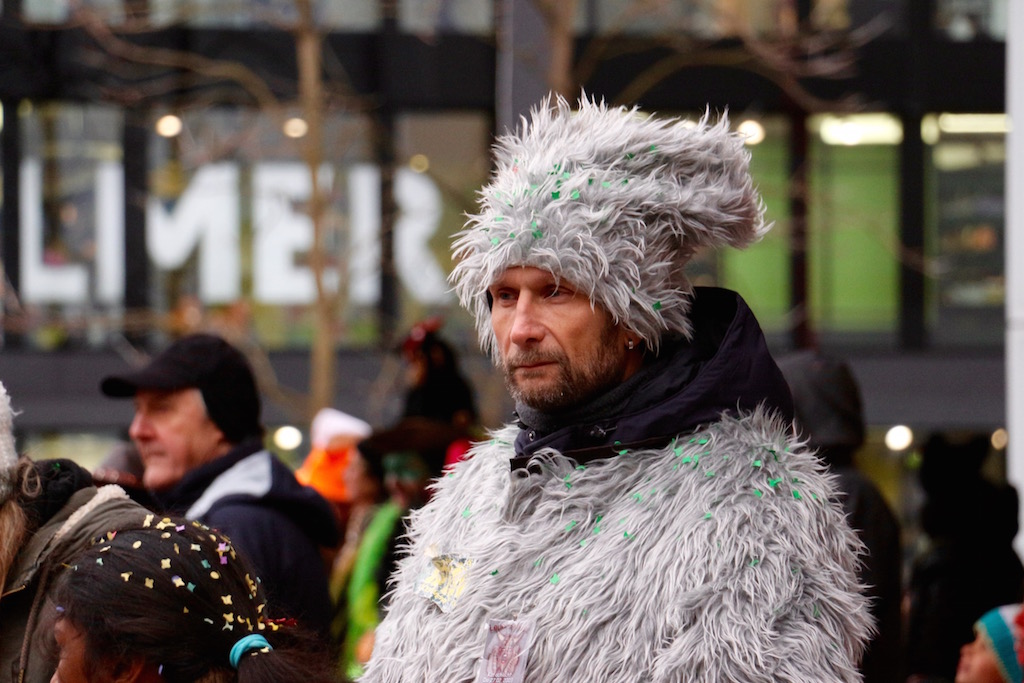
<box><xmin>101</xmin><ymin>333</ymin><xmax>338</xmax><ymax>637</ymax></box>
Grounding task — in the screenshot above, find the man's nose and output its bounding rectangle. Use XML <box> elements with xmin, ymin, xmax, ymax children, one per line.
<box><xmin>128</xmin><ymin>411</ymin><xmax>150</xmax><ymax>440</ymax></box>
<box><xmin>508</xmin><ymin>296</ymin><xmax>545</xmax><ymax>346</ymax></box>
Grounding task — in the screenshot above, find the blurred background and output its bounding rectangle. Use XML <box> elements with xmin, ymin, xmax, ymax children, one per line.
<box><xmin>0</xmin><ymin>0</ymin><xmax>1012</xmax><ymax>581</ymax></box>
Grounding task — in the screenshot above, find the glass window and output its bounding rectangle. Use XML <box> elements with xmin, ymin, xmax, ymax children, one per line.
<box><xmin>718</xmin><ymin>115</ymin><xmax>792</xmax><ymax>337</ymax></box>
<box><xmin>391</xmin><ymin>111</ymin><xmax>491</xmax><ymax>343</ymax></box>
<box><xmin>924</xmin><ymin>113</ymin><xmax>1007</xmax><ymax>347</ymax></box>
<box><xmin>147</xmin><ymin>105</ymin><xmax>378</xmax><ymax>349</ymax></box>
<box><xmin>398</xmin><ymin>0</ymin><xmax>492</xmax><ymax>34</ymax></box>
<box><xmin>24</xmin><ymin>0</ymin><xmax>121</xmax><ymax>23</ymax></box>
<box><xmin>722</xmin><ymin>113</ymin><xmax>903</xmax><ymax>349</ymax></box>
<box><xmin>15</xmin><ymin>101</ymin><xmax>123</xmax><ymax>350</ymax></box>
<box><xmin>581</xmin><ymin>0</ymin><xmax>833</xmax><ymax>38</ymax></box>
<box><xmin>807</xmin><ymin>113</ymin><xmax>901</xmax><ymax>346</ymax></box>
<box><xmin>934</xmin><ymin>0</ymin><xmax>1007</xmax><ymax>41</ymax></box>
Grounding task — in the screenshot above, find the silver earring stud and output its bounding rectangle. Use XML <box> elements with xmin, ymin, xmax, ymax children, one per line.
<box><xmin>627</xmin><ymin>339</ymin><xmax>635</xmax><ymax>350</ymax></box>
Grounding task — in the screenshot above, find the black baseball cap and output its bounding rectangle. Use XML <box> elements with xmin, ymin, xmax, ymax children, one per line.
<box><xmin>101</xmin><ymin>334</ymin><xmax>263</xmax><ymax>443</ymax></box>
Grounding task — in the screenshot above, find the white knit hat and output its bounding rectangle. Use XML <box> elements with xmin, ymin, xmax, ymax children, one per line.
<box><xmin>450</xmin><ymin>93</ymin><xmax>769</xmax><ymax>357</ymax></box>
<box><xmin>310</xmin><ymin>407</ymin><xmax>372</xmax><ymax>448</ymax></box>
<box><xmin>0</xmin><ymin>381</ymin><xmax>19</xmax><ymax>504</ymax></box>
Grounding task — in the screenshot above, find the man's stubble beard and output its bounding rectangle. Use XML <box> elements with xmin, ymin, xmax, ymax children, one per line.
<box><xmin>501</xmin><ymin>325</ymin><xmax>626</xmax><ymax>413</ymax></box>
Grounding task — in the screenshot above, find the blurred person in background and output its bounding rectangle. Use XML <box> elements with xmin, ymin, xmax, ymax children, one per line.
<box><xmin>91</xmin><ymin>438</ymin><xmax>156</xmax><ymax>508</ymax></box>
<box><xmin>905</xmin><ymin>433</ymin><xmax>1024</xmax><ymax>682</ymax></box>
<box><xmin>953</xmin><ymin>604</ymin><xmax>1022</xmax><ymax>683</ymax></box>
<box><xmin>296</xmin><ymin>407</ymin><xmax>374</xmax><ymax>538</ymax></box>
<box><xmin>336</xmin><ymin>419</ymin><xmax>459</xmax><ymax>680</ymax></box>
<box><xmin>51</xmin><ymin>517</ymin><xmax>339</xmax><ymax>683</ymax></box>
<box><xmin>100</xmin><ymin>333</ymin><xmax>338</xmax><ymax>638</ymax></box>
<box><xmin>0</xmin><ymin>380</ymin><xmax>146</xmax><ymax>683</ymax></box>
<box><xmin>778</xmin><ymin>350</ymin><xmax>903</xmax><ymax>683</ymax></box>
<box><xmin>398</xmin><ymin>318</ymin><xmax>479</xmax><ymax>468</ymax></box>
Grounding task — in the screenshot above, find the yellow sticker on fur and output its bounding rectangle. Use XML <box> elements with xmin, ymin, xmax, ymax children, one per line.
<box><xmin>416</xmin><ymin>554</ymin><xmax>473</xmax><ymax>613</ymax></box>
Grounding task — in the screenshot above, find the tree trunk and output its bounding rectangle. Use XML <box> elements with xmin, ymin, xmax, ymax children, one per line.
<box><xmin>295</xmin><ymin>0</ymin><xmax>336</xmax><ymax>417</ymax></box>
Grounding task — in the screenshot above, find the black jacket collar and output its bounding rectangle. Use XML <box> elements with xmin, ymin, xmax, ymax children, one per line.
<box><xmin>511</xmin><ymin>288</ymin><xmax>793</xmax><ymax>468</ymax></box>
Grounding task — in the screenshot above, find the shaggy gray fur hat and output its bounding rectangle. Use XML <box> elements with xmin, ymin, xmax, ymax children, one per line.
<box><xmin>450</xmin><ymin>93</ymin><xmax>769</xmax><ymax>357</ymax></box>
<box><xmin>0</xmin><ymin>381</ymin><xmax>17</xmax><ymax>504</ymax></box>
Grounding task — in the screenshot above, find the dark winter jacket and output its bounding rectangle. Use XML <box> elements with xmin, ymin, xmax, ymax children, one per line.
<box><xmin>0</xmin><ymin>459</ymin><xmax>148</xmax><ymax>683</ymax></box>
<box><xmin>151</xmin><ymin>439</ymin><xmax>339</xmax><ymax>637</ymax></box>
<box><xmin>513</xmin><ymin>287</ymin><xmax>795</xmax><ymax>464</ymax></box>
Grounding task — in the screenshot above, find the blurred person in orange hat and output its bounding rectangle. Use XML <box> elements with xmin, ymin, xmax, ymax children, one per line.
<box><xmin>296</xmin><ymin>408</ymin><xmax>373</xmax><ymax>516</ymax></box>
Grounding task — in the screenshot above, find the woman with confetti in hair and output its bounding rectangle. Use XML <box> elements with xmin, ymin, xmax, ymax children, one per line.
<box><xmin>49</xmin><ymin>517</ymin><xmax>339</xmax><ymax>683</ymax></box>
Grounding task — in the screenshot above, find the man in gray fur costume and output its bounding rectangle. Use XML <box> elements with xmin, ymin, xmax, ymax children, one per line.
<box><xmin>361</xmin><ymin>94</ymin><xmax>872</xmax><ymax>682</ymax></box>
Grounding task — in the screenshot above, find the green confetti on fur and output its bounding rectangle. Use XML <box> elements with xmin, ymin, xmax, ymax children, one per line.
<box><xmin>749</xmin><ymin>558</ymin><xmax>760</xmax><ymax>567</ymax></box>
<box><xmin>792</xmin><ymin>490</ymin><xmax>802</xmax><ymax>500</ymax></box>
<box><xmin>490</xmin><ymin>569</ymin><xmax>499</xmax><ymax>575</ymax></box>
<box><xmin>652</xmin><ymin>301</ymin><xmax>663</xmax><ymax>311</ymax></box>
<box><xmin>532</xmin><ymin>230</ymin><xmax>543</xmax><ymax>239</ymax></box>
<box><xmin>565</xmin><ymin>520</ymin><xmax>578</xmax><ymax>532</ymax></box>
<box><xmin>490</xmin><ymin>237</ymin><xmax>499</xmax><ymax>245</ymax></box>
<box><xmin>552</xmin><ymin>190</ymin><xmax>560</xmax><ymax>200</ymax></box>
<box><xmin>753</xmin><ymin>488</ymin><xmax>763</xmax><ymax>497</ymax></box>
<box><xmin>703</xmin><ymin>512</ymin><xmax>712</xmax><ymax>520</ymax></box>
<box><xmin>752</xmin><ymin>459</ymin><xmax>762</xmax><ymax>468</ymax></box>
<box><xmin>768</xmin><ymin>478</ymin><xmax>783</xmax><ymax>488</ymax></box>
<box><xmin>533</xmin><ymin>558</ymin><xmax>543</xmax><ymax>568</ymax></box>
<box><xmin>623</xmin><ymin>531</ymin><xmax>634</xmax><ymax>540</ymax></box>
<box><xmin>462</xmin><ymin>507</ymin><xmax>472</xmax><ymax>518</ymax></box>
<box><xmin>550</xmin><ymin>574</ymin><xmax>560</xmax><ymax>585</ymax></box>
<box><xmin>570</xmin><ymin>189</ymin><xmax>580</xmax><ymax>200</ymax></box>
<box><xmin>705</xmin><ymin>471</ymin><xmax>715</xmax><ymax>478</ymax></box>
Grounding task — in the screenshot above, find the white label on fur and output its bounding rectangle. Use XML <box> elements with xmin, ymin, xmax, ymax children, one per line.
<box><xmin>474</xmin><ymin>619</ymin><xmax>535</xmax><ymax>683</ymax></box>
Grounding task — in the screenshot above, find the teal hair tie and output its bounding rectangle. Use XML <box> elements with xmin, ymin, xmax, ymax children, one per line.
<box><xmin>229</xmin><ymin>633</ymin><xmax>273</xmax><ymax>669</ymax></box>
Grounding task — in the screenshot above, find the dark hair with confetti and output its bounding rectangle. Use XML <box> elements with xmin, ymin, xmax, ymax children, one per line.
<box><xmin>51</xmin><ymin>516</ymin><xmax>338</xmax><ymax>683</ymax></box>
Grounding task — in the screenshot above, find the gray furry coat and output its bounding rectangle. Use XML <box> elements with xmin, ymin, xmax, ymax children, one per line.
<box><xmin>362</xmin><ymin>292</ymin><xmax>872</xmax><ymax>682</ymax></box>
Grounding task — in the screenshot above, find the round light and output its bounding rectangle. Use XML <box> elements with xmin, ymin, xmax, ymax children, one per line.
<box><xmin>283</xmin><ymin>117</ymin><xmax>308</xmax><ymax>138</ymax></box>
<box><xmin>155</xmin><ymin>114</ymin><xmax>183</xmax><ymax>138</ymax></box>
<box><xmin>738</xmin><ymin>120</ymin><xmax>765</xmax><ymax>145</ymax></box>
<box><xmin>409</xmin><ymin>153</ymin><xmax>430</xmax><ymax>173</ymax></box>
<box><xmin>992</xmin><ymin>428</ymin><xmax>1008</xmax><ymax>450</ymax></box>
<box><xmin>884</xmin><ymin>425</ymin><xmax>914</xmax><ymax>451</ymax></box>
<box><xmin>273</xmin><ymin>425</ymin><xmax>303</xmax><ymax>451</ymax></box>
